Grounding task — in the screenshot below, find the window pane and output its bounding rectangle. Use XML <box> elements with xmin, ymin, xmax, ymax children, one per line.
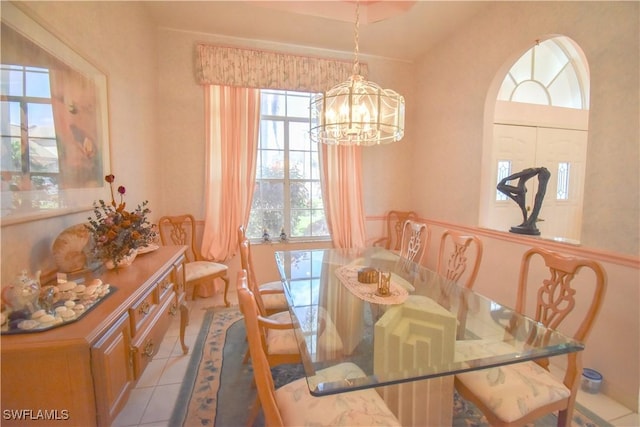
<box><xmin>25</xmin><ymin>69</ymin><xmax>51</xmax><ymax>98</ymax></box>
<box><xmin>1</xmin><ymin>136</ymin><xmax>21</xmax><ymax>172</ymax></box>
<box><xmin>311</xmin><ymin>209</ymin><xmax>329</xmax><ymax>235</ymax></box>
<box><xmin>261</xmin><ymin>91</ymin><xmax>285</xmax><ymax>116</ymax></box>
<box><xmin>290</xmin><ymin>181</ymin><xmax>311</xmax><ymax>209</ymax></box>
<box><xmin>510</xmin><ymin>51</ymin><xmax>532</xmax><ymax>83</ymax></box>
<box><xmin>263</xmin><ymin>210</ymin><xmax>283</xmax><ymax>237</ymax></box>
<box><xmin>260</xmin><ymin>120</ymin><xmax>284</xmax><ymax>149</ymax></box>
<box><xmin>533</xmin><ymin>42</ymin><xmax>567</xmax><ymax>87</ymax></box>
<box><xmin>557</xmin><ymin>162</ymin><xmax>570</xmax><ymax>200</ymax></box>
<box><xmin>0</xmin><ymin>66</ymin><xmax>24</xmax><ymax>96</ymax></box>
<box><xmin>289</xmin><ymin>121</ymin><xmax>311</xmax><ymax>151</ymax></box>
<box><xmin>256</xmin><ymin>180</ymin><xmax>283</xmax><ymax>209</ymax></box>
<box><xmin>310</xmin><ymin>182</ymin><xmax>323</xmax><ymax>208</ymax></box>
<box><xmin>290</xmin><ymin>150</ymin><xmax>310</xmax><ymax>179</ymax></box>
<box><xmin>259</xmin><ymin>149</ymin><xmax>284</xmax><ymax>178</ymax></box>
<box><xmin>1</xmin><ymin>101</ymin><xmax>21</xmax><ymax>136</ymax></box>
<box><xmin>291</xmin><ymin>209</ymin><xmax>312</xmax><ymax>237</ymax></box>
<box><xmin>496</xmin><ymin>160</ymin><xmax>511</xmax><ymax>201</ymax></box>
<box><xmin>27</xmin><ymin>103</ymin><xmax>55</xmax><ymax>136</ymax></box>
<box><xmin>287</xmin><ymin>93</ymin><xmax>311</xmax><ymax>118</ymax></box>
<box><xmin>29</xmin><ymin>138</ymin><xmax>59</xmax><ymax>173</ymax></box>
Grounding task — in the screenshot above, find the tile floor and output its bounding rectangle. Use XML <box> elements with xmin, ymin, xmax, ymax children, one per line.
<box><xmin>113</xmin><ymin>292</ymin><xmax>639</xmax><ymax>427</ymax></box>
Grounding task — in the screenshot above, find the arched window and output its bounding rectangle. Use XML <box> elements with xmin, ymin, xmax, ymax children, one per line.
<box><xmin>497</xmin><ymin>37</ymin><xmax>589</xmax><ymax>109</ymax></box>
<box><xmin>481</xmin><ymin>36</ymin><xmax>590</xmax><ymax>243</ymax></box>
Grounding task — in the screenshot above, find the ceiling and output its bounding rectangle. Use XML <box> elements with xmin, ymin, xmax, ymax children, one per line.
<box><xmin>143</xmin><ymin>1</ymin><xmax>489</xmax><ymax>62</ymax></box>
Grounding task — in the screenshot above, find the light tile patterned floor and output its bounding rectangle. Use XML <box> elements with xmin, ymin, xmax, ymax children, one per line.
<box><xmin>112</xmin><ymin>291</ymin><xmax>639</xmax><ymax>427</ymax></box>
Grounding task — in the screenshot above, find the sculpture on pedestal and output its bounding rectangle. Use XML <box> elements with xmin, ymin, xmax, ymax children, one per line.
<box><xmin>497</xmin><ymin>167</ymin><xmax>551</xmax><ymax>236</ymax></box>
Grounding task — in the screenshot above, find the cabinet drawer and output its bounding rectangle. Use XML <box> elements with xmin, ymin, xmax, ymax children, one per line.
<box><xmin>130</xmin><ymin>294</ymin><xmax>176</xmax><ymax>379</ymax></box>
<box><xmin>157</xmin><ymin>270</ymin><xmax>174</xmax><ymax>303</ymax></box>
<box><xmin>129</xmin><ymin>287</ymin><xmax>157</xmax><ymax>337</ymax></box>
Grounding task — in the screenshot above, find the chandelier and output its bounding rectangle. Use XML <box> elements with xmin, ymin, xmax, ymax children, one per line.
<box><xmin>310</xmin><ymin>2</ymin><xmax>405</xmax><ymax>146</ymax></box>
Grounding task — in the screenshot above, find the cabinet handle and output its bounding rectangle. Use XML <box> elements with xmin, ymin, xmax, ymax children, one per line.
<box><xmin>143</xmin><ymin>340</ymin><xmax>154</xmax><ymax>358</ymax></box>
<box><xmin>139</xmin><ymin>301</ymin><xmax>151</xmax><ymax>316</ymax></box>
<box><xmin>169</xmin><ymin>303</ymin><xmax>178</xmax><ymax>317</ymax></box>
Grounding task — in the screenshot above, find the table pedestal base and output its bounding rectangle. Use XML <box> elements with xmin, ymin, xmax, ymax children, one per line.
<box><xmin>377</xmin><ymin>376</ymin><xmax>454</xmax><ymax>426</ymax></box>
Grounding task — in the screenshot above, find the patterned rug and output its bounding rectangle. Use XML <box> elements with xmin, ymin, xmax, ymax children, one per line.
<box><xmin>170</xmin><ymin>307</ymin><xmax>612</xmax><ymax>427</ymax></box>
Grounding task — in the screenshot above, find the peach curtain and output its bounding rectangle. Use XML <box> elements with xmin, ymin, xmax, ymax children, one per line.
<box><xmin>201</xmin><ymin>85</ymin><xmax>260</xmax><ymax>261</ymax></box>
<box><xmin>319</xmin><ymin>144</ymin><xmax>367</xmax><ymax>249</ymax></box>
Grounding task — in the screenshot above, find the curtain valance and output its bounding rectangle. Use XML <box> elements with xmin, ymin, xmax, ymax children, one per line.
<box><xmin>195</xmin><ymin>44</ymin><xmax>368</xmax><ymax>92</ymax></box>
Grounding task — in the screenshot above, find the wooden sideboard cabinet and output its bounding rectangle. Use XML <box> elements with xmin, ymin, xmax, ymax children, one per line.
<box><xmin>1</xmin><ymin>245</ymin><xmax>189</xmax><ymax>426</ymax></box>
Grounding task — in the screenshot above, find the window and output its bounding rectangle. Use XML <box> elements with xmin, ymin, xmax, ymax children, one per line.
<box><xmin>556</xmin><ymin>162</ymin><xmax>570</xmax><ymax>200</ymax></box>
<box><xmin>247</xmin><ymin>90</ymin><xmax>329</xmax><ymax>241</ymax></box>
<box><xmin>497</xmin><ymin>37</ymin><xmax>589</xmax><ymax>110</ymax></box>
<box><xmin>1</xmin><ymin>64</ymin><xmax>59</xmax><ymax>196</ymax></box>
<box><xmin>495</xmin><ymin>160</ymin><xmax>512</xmax><ymax>201</ymax></box>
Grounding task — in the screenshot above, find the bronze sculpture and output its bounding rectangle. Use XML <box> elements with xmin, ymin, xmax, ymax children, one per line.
<box><xmin>497</xmin><ymin>167</ymin><xmax>551</xmax><ymax>235</ymax></box>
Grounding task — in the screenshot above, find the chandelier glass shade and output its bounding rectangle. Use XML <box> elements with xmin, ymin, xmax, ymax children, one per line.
<box><xmin>309</xmin><ymin>3</ymin><xmax>405</xmax><ymax>146</ymax></box>
<box><xmin>310</xmin><ymin>75</ymin><xmax>405</xmax><ymax>146</ymax></box>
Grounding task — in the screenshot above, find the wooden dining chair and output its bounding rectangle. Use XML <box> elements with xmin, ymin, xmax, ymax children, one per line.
<box><xmin>436</xmin><ymin>229</ymin><xmax>483</xmax><ymax>289</ymax></box>
<box><xmin>398</xmin><ymin>219</ymin><xmax>430</xmax><ymax>266</ymax></box>
<box><xmin>236</xmin><ymin>270</ymin><xmax>401</xmax><ymax>427</ymax></box>
<box><xmin>454</xmin><ymin>247</ymin><xmax>607</xmax><ymax>427</ymax></box>
<box><xmin>238</xmin><ymin>225</ymin><xmax>288</xmax><ymax>315</ymax></box>
<box><xmin>373</xmin><ymin>210</ymin><xmax>418</xmax><ymax>251</ymax></box>
<box><xmin>234</xmin><ymin>257</ymin><xmax>301</xmax><ymax>366</ymax></box>
<box><xmin>157</xmin><ymin>214</ymin><xmax>229</xmax><ymax>306</ymax></box>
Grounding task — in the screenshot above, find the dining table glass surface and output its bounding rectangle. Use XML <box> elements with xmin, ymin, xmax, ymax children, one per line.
<box><xmin>274</xmin><ymin>247</ymin><xmax>584</xmax><ymax>396</ymax></box>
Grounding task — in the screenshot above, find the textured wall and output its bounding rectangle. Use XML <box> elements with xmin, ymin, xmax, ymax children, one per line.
<box><xmin>1</xmin><ymin>1</ymin><xmax>158</xmax><ymax>284</ymax></box>
<box><xmin>411</xmin><ymin>1</ymin><xmax>639</xmax><ymax>256</ymax></box>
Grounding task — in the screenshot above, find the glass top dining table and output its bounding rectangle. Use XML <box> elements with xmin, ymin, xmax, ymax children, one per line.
<box><xmin>274</xmin><ymin>247</ymin><xmax>584</xmax><ymax>397</ymax></box>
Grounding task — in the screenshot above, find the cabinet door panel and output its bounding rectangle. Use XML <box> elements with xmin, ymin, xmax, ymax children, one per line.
<box><xmin>91</xmin><ymin>314</ymin><xmax>133</xmax><ymax>426</ymax></box>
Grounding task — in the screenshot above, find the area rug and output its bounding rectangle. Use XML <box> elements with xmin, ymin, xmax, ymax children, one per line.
<box><xmin>170</xmin><ymin>307</ymin><xmax>612</xmax><ymax>427</ymax></box>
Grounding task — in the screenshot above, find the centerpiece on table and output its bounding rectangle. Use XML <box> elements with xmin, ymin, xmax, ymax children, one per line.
<box><xmin>86</xmin><ymin>174</ymin><xmax>156</xmax><ymax>270</ymax></box>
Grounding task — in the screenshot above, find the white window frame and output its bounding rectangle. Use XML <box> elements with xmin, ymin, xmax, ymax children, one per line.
<box><xmin>247</xmin><ymin>89</ymin><xmax>330</xmax><ymax>242</ymax></box>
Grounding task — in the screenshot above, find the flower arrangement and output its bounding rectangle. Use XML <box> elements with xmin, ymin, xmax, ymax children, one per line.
<box><xmin>86</xmin><ymin>174</ymin><xmax>156</xmax><ymax>268</ymax></box>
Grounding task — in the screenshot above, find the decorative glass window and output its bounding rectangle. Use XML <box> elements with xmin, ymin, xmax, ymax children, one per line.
<box><xmin>247</xmin><ymin>90</ymin><xmax>329</xmax><ymax>241</ymax></box>
<box><xmin>497</xmin><ymin>37</ymin><xmax>589</xmax><ymax>110</ymax></box>
<box><xmin>556</xmin><ymin>162</ymin><xmax>570</xmax><ymax>200</ymax></box>
<box><xmin>1</xmin><ymin>64</ymin><xmax>59</xmax><ymax>194</ymax></box>
<box><xmin>496</xmin><ymin>160</ymin><xmax>512</xmax><ymax>201</ymax></box>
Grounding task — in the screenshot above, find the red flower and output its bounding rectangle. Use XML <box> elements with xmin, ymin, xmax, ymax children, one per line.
<box><xmin>118</xmin><ymin>186</ymin><xmax>126</xmax><ymax>195</ymax></box>
<box><xmin>105</xmin><ymin>174</ymin><xmax>115</xmax><ymax>183</ymax></box>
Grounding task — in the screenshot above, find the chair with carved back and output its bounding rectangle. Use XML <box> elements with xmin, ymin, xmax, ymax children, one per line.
<box><xmin>373</xmin><ymin>210</ymin><xmax>418</xmax><ymax>251</ymax></box>
<box><xmin>454</xmin><ymin>247</ymin><xmax>607</xmax><ymax>427</ymax></box>
<box><xmin>236</xmin><ymin>270</ymin><xmax>401</xmax><ymax>427</ymax></box>
<box><xmin>398</xmin><ymin>219</ymin><xmax>430</xmax><ymax>268</ymax></box>
<box><xmin>436</xmin><ymin>230</ymin><xmax>483</xmax><ymax>338</ymax></box>
<box><xmin>157</xmin><ymin>214</ymin><xmax>229</xmax><ymax>306</ymax></box>
<box><xmin>238</xmin><ymin>225</ymin><xmax>288</xmax><ymax>315</ymax></box>
<box><xmin>436</xmin><ymin>229</ymin><xmax>483</xmax><ymax>289</ymax></box>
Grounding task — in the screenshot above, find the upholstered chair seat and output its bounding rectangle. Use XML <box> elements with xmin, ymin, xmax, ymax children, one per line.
<box><xmin>456</xmin><ymin>362</ymin><xmax>570</xmax><ymax>423</ymax></box>
<box><xmin>276</xmin><ymin>362</ymin><xmax>401</xmax><ymax>426</ymax></box>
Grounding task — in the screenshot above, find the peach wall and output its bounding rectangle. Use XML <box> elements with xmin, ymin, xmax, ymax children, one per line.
<box><xmin>155</xmin><ymin>27</ymin><xmax>416</xmax><ymax>219</ymax></box>
<box><xmin>411</xmin><ymin>1</ymin><xmax>639</xmax><ymax>256</ymax></box>
<box><xmin>1</xmin><ymin>1</ymin><xmax>159</xmax><ymax>285</ymax></box>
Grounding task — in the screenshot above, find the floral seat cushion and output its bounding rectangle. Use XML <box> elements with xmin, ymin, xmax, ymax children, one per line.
<box><xmin>259</xmin><ymin>280</ymin><xmax>288</xmax><ymax>311</ymax></box>
<box><xmin>266</xmin><ymin>309</ymin><xmax>344</xmax><ymax>356</ymax></box>
<box><xmin>276</xmin><ymin>362</ymin><xmax>401</xmax><ymax>426</ymax></box>
<box><xmin>455</xmin><ymin>361</ymin><xmax>570</xmax><ymax>423</ymax></box>
<box><xmin>184</xmin><ymin>261</ymin><xmax>227</xmax><ymax>282</ymax></box>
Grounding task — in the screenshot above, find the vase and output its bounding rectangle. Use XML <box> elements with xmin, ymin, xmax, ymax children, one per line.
<box><xmin>104</xmin><ymin>249</ymin><xmax>138</xmax><ymax>270</ymax></box>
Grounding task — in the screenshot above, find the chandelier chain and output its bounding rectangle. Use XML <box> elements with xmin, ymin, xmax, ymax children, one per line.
<box><xmin>353</xmin><ymin>1</ymin><xmax>360</xmax><ymax>75</ymax></box>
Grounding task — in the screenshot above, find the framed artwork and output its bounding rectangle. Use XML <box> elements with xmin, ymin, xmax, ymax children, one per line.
<box><xmin>1</xmin><ymin>2</ymin><xmax>111</xmax><ymax>226</ymax></box>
